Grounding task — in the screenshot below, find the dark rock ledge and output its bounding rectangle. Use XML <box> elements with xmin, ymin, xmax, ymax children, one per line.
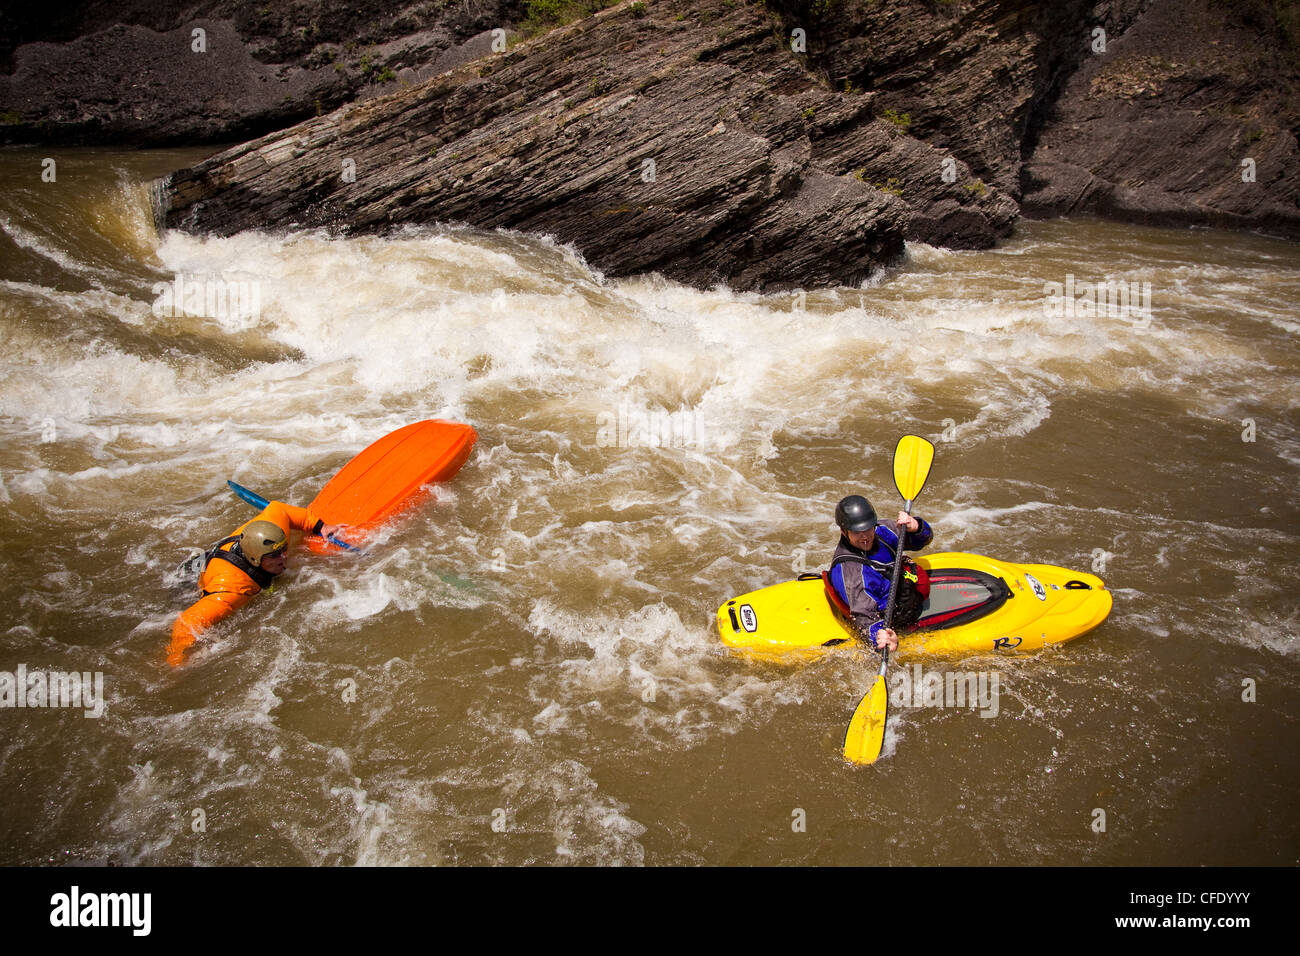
<box><xmin>158</xmin><ymin>0</ymin><xmax>1029</xmax><ymax>291</ymax></box>
<box><xmin>1018</xmin><ymin>0</ymin><xmax>1300</xmax><ymax>236</ymax></box>
<box><xmin>9</xmin><ymin>0</ymin><xmax>1293</xmax><ymax>289</ymax></box>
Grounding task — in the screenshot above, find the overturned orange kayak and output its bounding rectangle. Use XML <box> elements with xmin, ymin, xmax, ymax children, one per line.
<box><xmin>306</xmin><ymin>419</ymin><xmax>477</xmax><ymax>552</ymax></box>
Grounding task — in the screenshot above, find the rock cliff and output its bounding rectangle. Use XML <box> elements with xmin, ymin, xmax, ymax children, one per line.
<box><xmin>5</xmin><ymin>0</ymin><xmax>1296</xmax><ymax>288</ymax></box>
<box><xmin>1019</xmin><ymin>0</ymin><xmax>1300</xmax><ymax>236</ymax></box>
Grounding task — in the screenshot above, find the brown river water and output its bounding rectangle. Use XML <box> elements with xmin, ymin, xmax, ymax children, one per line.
<box><xmin>0</xmin><ymin>147</ymin><xmax>1296</xmax><ymax>866</ymax></box>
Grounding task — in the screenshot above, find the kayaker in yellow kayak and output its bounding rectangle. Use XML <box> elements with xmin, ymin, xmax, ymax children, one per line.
<box><xmin>826</xmin><ymin>494</ymin><xmax>933</xmax><ymax>653</ymax></box>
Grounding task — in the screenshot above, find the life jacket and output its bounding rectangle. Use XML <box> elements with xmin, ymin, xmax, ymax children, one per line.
<box><xmin>197</xmin><ymin>535</ymin><xmax>277</xmax><ymax>592</ymax></box>
<box><xmin>827</xmin><ymin>537</ymin><xmax>931</xmax><ymax>629</ymax></box>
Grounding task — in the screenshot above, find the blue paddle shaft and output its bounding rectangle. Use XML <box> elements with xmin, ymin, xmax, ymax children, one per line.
<box><xmin>227</xmin><ymin>480</ymin><xmax>269</xmax><ymax>510</ymax></box>
<box><xmin>225</xmin><ymin>480</ymin><xmax>361</xmax><ymax>553</ymax></box>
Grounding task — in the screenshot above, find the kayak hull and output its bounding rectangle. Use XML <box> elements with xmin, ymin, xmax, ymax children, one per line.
<box><xmin>306</xmin><ymin>419</ymin><xmax>476</xmax><ymax>552</ymax></box>
<box><xmin>716</xmin><ymin>552</ymin><xmax>1111</xmax><ymax>661</ymax></box>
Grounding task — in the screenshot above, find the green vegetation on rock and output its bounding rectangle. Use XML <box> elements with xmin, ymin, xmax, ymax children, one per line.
<box><xmin>522</xmin><ymin>0</ymin><xmax>617</xmax><ymax>37</ymax></box>
<box><xmin>882</xmin><ymin>107</ymin><xmax>911</xmax><ymax>132</ymax></box>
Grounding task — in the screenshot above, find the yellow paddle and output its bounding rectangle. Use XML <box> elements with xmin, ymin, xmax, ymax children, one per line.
<box><xmin>843</xmin><ymin>435</ymin><xmax>936</xmax><ymax>765</ymax></box>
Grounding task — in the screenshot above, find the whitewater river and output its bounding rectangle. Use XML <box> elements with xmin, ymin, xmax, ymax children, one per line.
<box><xmin>0</xmin><ymin>147</ymin><xmax>1296</xmax><ymax>866</ymax></box>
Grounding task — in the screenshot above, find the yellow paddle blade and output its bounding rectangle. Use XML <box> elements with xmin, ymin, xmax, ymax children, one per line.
<box><xmin>893</xmin><ymin>435</ymin><xmax>936</xmax><ymax>503</ymax></box>
<box><xmin>843</xmin><ymin>675</ymin><xmax>889</xmax><ymax>765</ymax></box>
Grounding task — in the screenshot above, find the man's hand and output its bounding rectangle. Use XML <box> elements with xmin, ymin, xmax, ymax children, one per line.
<box><xmin>896</xmin><ymin>511</ymin><xmax>919</xmax><ymax>533</ymax></box>
<box><xmin>319</xmin><ymin>523</ymin><xmax>343</xmax><ymax>540</ymax></box>
<box><xmin>876</xmin><ymin>628</ymin><xmax>899</xmax><ymax>653</ymax></box>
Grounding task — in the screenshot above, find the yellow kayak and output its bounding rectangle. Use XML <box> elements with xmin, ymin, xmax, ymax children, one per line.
<box><xmin>716</xmin><ymin>552</ymin><xmax>1111</xmax><ymax>661</ymax></box>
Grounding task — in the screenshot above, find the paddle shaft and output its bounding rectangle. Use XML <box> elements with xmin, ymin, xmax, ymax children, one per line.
<box><xmin>227</xmin><ymin>480</ymin><xmax>269</xmax><ymax>510</ymax></box>
<box><xmin>869</xmin><ymin>499</ymin><xmax>913</xmax><ymax>679</ymax></box>
<box><xmin>879</xmin><ymin>497</ymin><xmax>915</xmax><ymax>639</ymax></box>
<box><xmin>226</xmin><ymin>480</ymin><xmax>361</xmax><ymax>553</ymax></box>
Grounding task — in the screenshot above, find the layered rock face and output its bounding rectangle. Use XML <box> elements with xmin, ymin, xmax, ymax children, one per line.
<box><xmin>6</xmin><ymin>0</ymin><xmax>1296</xmax><ymax>288</ymax></box>
<box><xmin>0</xmin><ymin>0</ymin><xmax>526</xmax><ymax>145</ymax></box>
<box><xmin>1019</xmin><ymin>0</ymin><xmax>1300</xmax><ymax>237</ymax></box>
<box><xmin>158</xmin><ymin>0</ymin><xmax>1043</xmax><ymax>289</ymax></box>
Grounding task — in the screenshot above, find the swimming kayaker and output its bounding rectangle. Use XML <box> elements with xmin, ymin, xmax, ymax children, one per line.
<box><xmin>167</xmin><ymin>501</ymin><xmax>340</xmax><ymax>667</ymax></box>
<box><xmin>827</xmin><ymin>494</ymin><xmax>932</xmax><ymax>654</ymax></box>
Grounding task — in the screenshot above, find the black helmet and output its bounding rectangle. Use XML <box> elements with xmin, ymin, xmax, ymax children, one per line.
<box><xmin>835</xmin><ymin>495</ymin><xmax>878</xmax><ymax>532</ymax></box>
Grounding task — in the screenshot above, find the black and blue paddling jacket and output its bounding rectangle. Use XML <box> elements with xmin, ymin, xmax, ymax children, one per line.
<box><xmin>829</xmin><ymin>519</ymin><xmax>933</xmax><ymax>649</ymax></box>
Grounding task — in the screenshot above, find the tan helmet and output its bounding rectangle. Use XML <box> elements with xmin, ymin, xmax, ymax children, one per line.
<box><xmin>240</xmin><ymin>520</ymin><xmax>288</xmax><ymax>563</ymax></box>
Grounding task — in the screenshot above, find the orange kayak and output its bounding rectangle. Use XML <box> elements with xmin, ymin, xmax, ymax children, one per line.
<box><xmin>306</xmin><ymin>419</ymin><xmax>477</xmax><ymax>552</ymax></box>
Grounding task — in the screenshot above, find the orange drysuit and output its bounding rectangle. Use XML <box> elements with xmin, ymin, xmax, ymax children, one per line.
<box><xmin>168</xmin><ymin>501</ymin><xmax>323</xmax><ymax>667</ymax></box>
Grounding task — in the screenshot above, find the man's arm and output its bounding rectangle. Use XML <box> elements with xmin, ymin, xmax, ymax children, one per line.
<box><xmin>167</xmin><ymin>590</ymin><xmax>253</xmax><ymax>667</ymax></box>
<box><xmin>260</xmin><ymin>500</ymin><xmax>325</xmax><ymax>536</ymax></box>
<box><xmin>896</xmin><ymin>513</ymin><xmax>932</xmax><ymax>551</ymax></box>
<box><xmin>841</xmin><ymin>565</ymin><xmax>892</xmax><ymax>651</ymax></box>
<box><xmin>261</xmin><ymin>500</ymin><xmax>342</xmax><ymax>541</ymax></box>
